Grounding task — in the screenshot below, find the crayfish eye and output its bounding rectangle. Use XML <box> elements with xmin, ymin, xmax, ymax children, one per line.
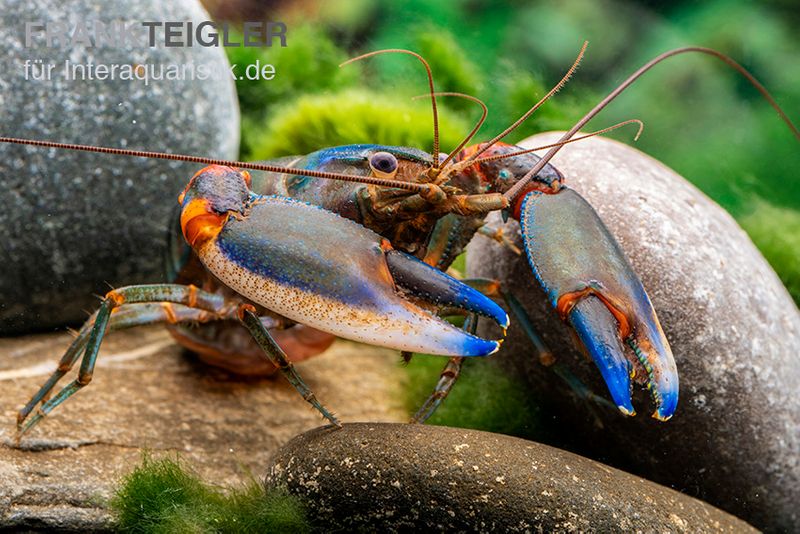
<box><xmin>369</xmin><ymin>151</ymin><xmax>398</xmax><ymax>178</ymax></box>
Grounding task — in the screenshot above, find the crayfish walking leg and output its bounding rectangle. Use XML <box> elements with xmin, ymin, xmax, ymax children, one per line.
<box><xmin>17</xmin><ymin>283</ymin><xmax>342</xmax><ymax>436</ymax></box>
<box><xmin>17</xmin><ymin>301</ymin><xmax>224</xmax><ymax>428</ymax></box>
<box><xmin>16</xmin><ymin>284</ymin><xmax>236</xmax><ymax>436</ymax></box>
<box><xmin>411</xmin><ymin>279</ymin><xmax>543</xmax><ymax>423</ymax></box>
<box><xmin>411</xmin><ymin>276</ymin><xmax>619</xmax><ymax>422</ymax></box>
<box><xmin>410</xmin><ymin>314</ymin><xmax>475</xmax><ymax>423</ymax></box>
<box><xmin>238</xmin><ymin>304</ymin><xmax>340</xmax><ymax>427</ymax></box>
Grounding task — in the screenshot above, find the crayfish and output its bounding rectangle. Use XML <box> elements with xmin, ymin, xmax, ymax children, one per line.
<box><xmin>3</xmin><ymin>43</ymin><xmax>797</xmax><ymax>438</ymax></box>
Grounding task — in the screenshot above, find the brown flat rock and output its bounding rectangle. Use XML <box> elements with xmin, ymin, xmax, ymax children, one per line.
<box><xmin>0</xmin><ymin>326</ymin><xmax>406</xmax><ymax>530</ymax></box>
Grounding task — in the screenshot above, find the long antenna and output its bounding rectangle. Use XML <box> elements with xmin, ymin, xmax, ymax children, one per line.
<box><xmin>341</xmin><ymin>49</ymin><xmax>441</xmax><ymax>171</ymax></box>
<box><xmin>0</xmin><ymin>136</ymin><xmax>427</xmax><ymax>192</ymax></box>
<box><xmin>503</xmin><ymin>46</ymin><xmax>800</xmax><ymax>201</ymax></box>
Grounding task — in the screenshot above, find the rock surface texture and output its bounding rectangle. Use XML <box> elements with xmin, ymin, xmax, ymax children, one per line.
<box><xmin>0</xmin><ymin>0</ymin><xmax>240</xmax><ymax>333</ymax></box>
<box><xmin>266</xmin><ymin>423</ymin><xmax>755</xmax><ymax>532</ymax></box>
<box><xmin>0</xmin><ymin>328</ymin><xmax>406</xmax><ymax>530</ymax></box>
<box><xmin>467</xmin><ymin>132</ymin><xmax>800</xmax><ymax>532</ymax></box>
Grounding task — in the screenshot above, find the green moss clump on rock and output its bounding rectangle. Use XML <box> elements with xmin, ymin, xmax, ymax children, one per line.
<box><xmin>739</xmin><ymin>200</ymin><xmax>800</xmax><ymax>306</ymax></box>
<box><xmin>225</xmin><ymin>25</ymin><xmax>359</xmax><ymax>117</ymax></box>
<box><xmin>246</xmin><ymin>89</ymin><xmax>471</xmax><ymax>160</ymax></box>
<box><xmin>111</xmin><ymin>455</ymin><xmax>309</xmax><ymax>533</ymax></box>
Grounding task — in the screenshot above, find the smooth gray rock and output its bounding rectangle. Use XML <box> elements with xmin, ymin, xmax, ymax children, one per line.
<box><xmin>467</xmin><ymin>132</ymin><xmax>800</xmax><ymax>532</ymax></box>
<box><xmin>0</xmin><ymin>0</ymin><xmax>239</xmax><ymax>333</ymax></box>
<box><xmin>266</xmin><ymin>423</ymin><xmax>755</xmax><ymax>532</ymax></box>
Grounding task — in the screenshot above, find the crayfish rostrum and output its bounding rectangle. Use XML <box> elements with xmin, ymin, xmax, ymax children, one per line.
<box><xmin>4</xmin><ymin>44</ymin><xmax>798</xmax><ymax>438</ymax></box>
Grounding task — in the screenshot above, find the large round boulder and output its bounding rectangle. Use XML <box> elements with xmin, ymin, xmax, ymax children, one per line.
<box><xmin>466</xmin><ymin>132</ymin><xmax>800</xmax><ymax>532</ymax></box>
<box><xmin>266</xmin><ymin>423</ymin><xmax>755</xmax><ymax>532</ymax></box>
<box><xmin>0</xmin><ymin>0</ymin><xmax>239</xmax><ymax>333</ymax></box>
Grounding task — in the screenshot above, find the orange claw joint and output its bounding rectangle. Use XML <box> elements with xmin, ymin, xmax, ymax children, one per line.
<box><xmin>519</xmin><ymin>186</ymin><xmax>678</xmax><ymax>421</ymax></box>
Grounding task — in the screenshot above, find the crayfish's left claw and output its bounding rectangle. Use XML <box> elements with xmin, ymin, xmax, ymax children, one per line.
<box><xmin>519</xmin><ymin>186</ymin><xmax>678</xmax><ymax>420</ymax></box>
<box><xmin>180</xmin><ymin>167</ymin><xmax>508</xmax><ymax>359</ymax></box>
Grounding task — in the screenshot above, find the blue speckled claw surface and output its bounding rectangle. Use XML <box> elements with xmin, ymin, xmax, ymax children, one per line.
<box><xmin>519</xmin><ymin>186</ymin><xmax>678</xmax><ymax>420</ymax></box>
<box><xmin>186</xmin><ymin>189</ymin><xmax>506</xmax><ymax>357</ymax></box>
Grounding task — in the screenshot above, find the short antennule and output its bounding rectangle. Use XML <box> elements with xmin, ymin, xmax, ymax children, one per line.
<box><xmin>412</xmin><ymin>91</ymin><xmax>489</xmax><ymax>172</ymax></box>
<box><xmin>469</xmin><ymin>119</ymin><xmax>644</xmax><ymax>167</ymax></box>
<box><xmin>341</xmin><ymin>49</ymin><xmax>441</xmax><ymax>172</ymax></box>
<box><xmin>459</xmin><ymin>41</ymin><xmax>588</xmax><ymax>168</ymax></box>
<box><xmin>503</xmin><ymin>46</ymin><xmax>800</xmax><ymax>202</ymax></box>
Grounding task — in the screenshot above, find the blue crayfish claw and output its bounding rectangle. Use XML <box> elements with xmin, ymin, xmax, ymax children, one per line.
<box><xmin>180</xmin><ymin>166</ymin><xmax>508</xmax><ymax>358</ymax></box>
<box><xmin>518</xmin><ymin>186</ymin><xmax>678</xmax><ymax>421</ymax></box>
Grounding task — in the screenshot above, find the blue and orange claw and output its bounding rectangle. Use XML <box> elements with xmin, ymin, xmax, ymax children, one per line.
<box><xmin>569</xmin><ymin>297</ymin><xmax>636</xmax><ymax>416</ymax></box>
<box><xmin>182</xmin><ymin>169</ymin><xmax>507</xmax><ymax>358</ymax></box>
<box><xmin>519</xmin><ymin>186</ymin><xmax>679</xmax><ymax>420</ymax></box>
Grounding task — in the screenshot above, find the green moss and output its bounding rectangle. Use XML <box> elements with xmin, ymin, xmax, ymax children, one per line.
<box><xmin>246</xmin><ymin>89</ymin><xmax>472</xmax><ymax>160</ymax></box>
<box><xmin>111</xmin><ymin>455</ymin><xmax>309</xmax><ymax>534</ymax></box>
<box><xmin>226</xmin><ymin>25</ymin><xmax>359</xmax><ymax>158</ymax></box>
<box><xmin>404</xmin><ymin>353</ymin><xmax>544</xmax><ymax>440</ymax></box>
<box><xmin>226</xmin><ymin>25</ymin><xmax>358</xmax><ymax>116</ymax></box>
<box><xmin>739</xmin><ymin>200</ymin><xmax>800</xmax><ymax>305</ymax></box>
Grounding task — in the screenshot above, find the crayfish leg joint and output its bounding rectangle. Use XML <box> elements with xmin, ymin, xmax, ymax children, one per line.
<box><xmin>236</xmin><ymin>303</ymin><xmax>258</xmax><ymax>321</ymax></box>
<box><xmin>105</xmin><ymin>290</ymin><xmax>125</xmax><ymax>306</ymax></box>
